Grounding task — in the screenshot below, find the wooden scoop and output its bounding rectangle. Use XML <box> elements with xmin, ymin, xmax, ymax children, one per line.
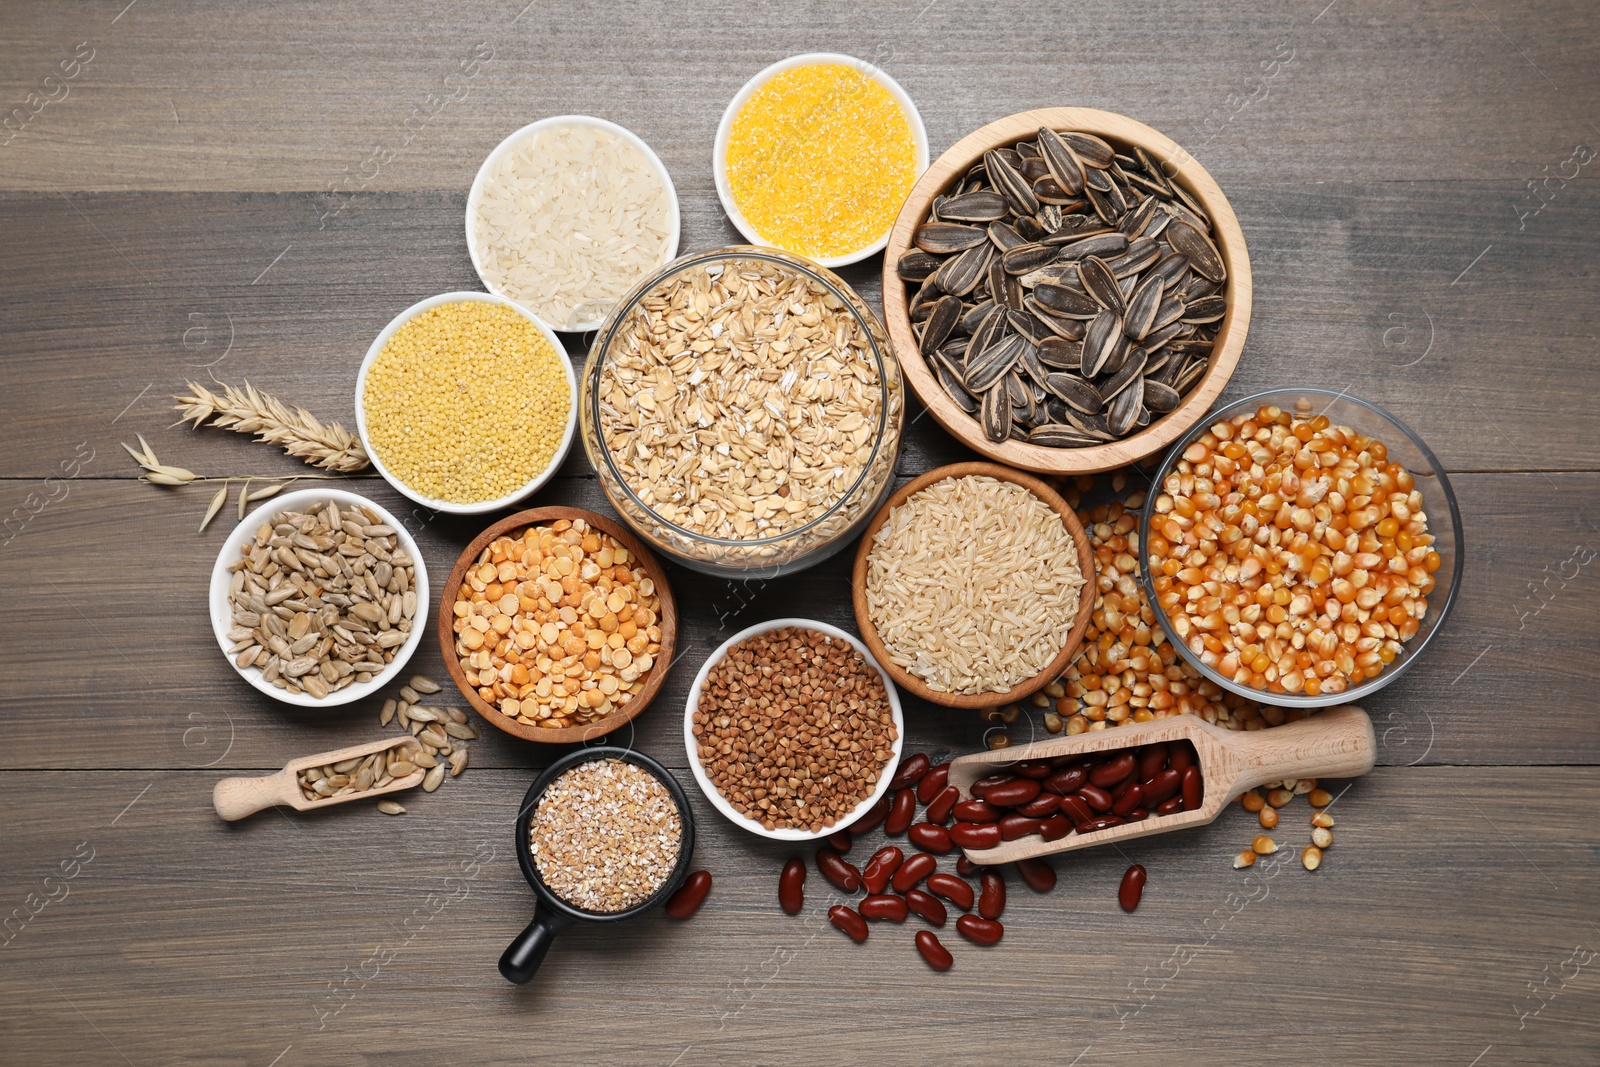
<box><xmin>948</xmin><ymin>705</ymin><xmax>1375</xmax><ymax>864</ymax></box>
<box><xmin>212</xmin><ymin>735</ymin><xmax>425</xmax><ymax>821</ymax></box>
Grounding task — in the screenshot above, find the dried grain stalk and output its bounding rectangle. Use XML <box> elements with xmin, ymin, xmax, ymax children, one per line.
<box><xmin>173</xmin><ymin>379</ymin><xmax>369</xmax><ymax>473</ymax></box>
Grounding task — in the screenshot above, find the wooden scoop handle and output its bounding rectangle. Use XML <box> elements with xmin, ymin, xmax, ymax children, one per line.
<box><xmin>1221</xmin><ymin>705</ymin><xmax>1377</xmax><ymax>796</ymax></box>
<box><xmin>212</xmin><ymin>772</ymin><xmax>293</xmax><ymax>821</ymax></box>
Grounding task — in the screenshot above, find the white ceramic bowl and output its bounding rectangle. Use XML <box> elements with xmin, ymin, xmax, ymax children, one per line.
<box><xmin>713</xmin><ymin>52</ymin><xmax>929</xmax><ymax>269</ymax></box>
<box><xmin>466</xmin><ymin>114</ymin><xmax>682</xmax><ymax>333</ymax></box>
<box><xmin>354</xmin><ymin>290</ymin><xmax>578</xmax><ymax>516</ymax></box>
<box><xmin>682</xmin><ymin>617</ymin><xmax>905</xmax><ymax>841</ymax></box>
<box><xmin>208</xmin><ymin>488</ymin><xmax>430</xmax><ymax>707</ymax></box>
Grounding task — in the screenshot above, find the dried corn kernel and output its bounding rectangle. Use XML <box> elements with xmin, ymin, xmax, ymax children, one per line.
<box><xmin>725</xmin><ymin>63</ymin><xmax>917</xmax><ymax>260</ymax></box>
<box><xmin>363</xmin><ymin>301</ymin><xmax>570</xmax><ymax>504</ymax></box>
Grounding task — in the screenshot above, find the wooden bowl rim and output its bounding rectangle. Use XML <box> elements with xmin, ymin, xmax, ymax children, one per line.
<box><xmin>435</xmin><ymin>506</ymin><xmax>679</xmax><ymax>744</ymax></box>
<box><xmin>881</xmin><ymin>106</ymin><xmax>1254</xmax><ymax>475</ymax></box>
<box><xmin>850</xmin><ymin>461</ymin><xmax>1097</xmax><ymax>708</ymax></box>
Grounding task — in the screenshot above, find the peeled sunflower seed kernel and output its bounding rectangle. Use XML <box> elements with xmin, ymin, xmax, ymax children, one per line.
<box><xmin>377</xmin><ymin>800</ymin><xmax>406</xmax><ymax>815</ymax></box>
<box><xmin>408</xmin><ymin>675</ymin><xmax>440</xmax><ymax>694</ymax></box>
<box><xmin>422</xmin><ymin>764</ymin><xmax>446</xmax><ymax>793</ymax></box>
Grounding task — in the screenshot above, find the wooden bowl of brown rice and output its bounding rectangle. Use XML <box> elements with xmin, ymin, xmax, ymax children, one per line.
<box><xmin>851</xmin><ymin>462</ymin><xmax>1095</xmax><ymax>709</ymax></box>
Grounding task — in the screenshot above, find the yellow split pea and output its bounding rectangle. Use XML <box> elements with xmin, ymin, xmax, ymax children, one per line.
<box><xmin>726</xmin><ymin>63</ymin><xmax>917</xmax><ymax>260</ymax></box>
<box><xmin>363</xmin><ymin>301</ymin><xmax>571</xmax><ymax>504</ymax></box>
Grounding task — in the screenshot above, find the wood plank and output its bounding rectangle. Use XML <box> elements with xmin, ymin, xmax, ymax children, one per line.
<box><xmin>1</xmin><ymin>0</ymin><xmax>1596</xmax><ymax>192</ymax></box>
<box><xmin>1</xmin><ymin>768</ymin><xmax>1594</xmax><ymax>1064</ymax></box>
<box><xmin>0</xmin><ymin>474</ymin><xmax>1592</xmax><ymax>770</ymax></box>
<box><xmin>1</xmin><ymin>178</ymin><xmax>1598</xmax><ymax>480</ymax></box>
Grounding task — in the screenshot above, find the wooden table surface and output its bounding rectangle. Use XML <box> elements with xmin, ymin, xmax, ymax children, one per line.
<box><xmin>3</xmin><ymin>2</ymin><xmax>1596</xmax><ymax>1064</ymax></box>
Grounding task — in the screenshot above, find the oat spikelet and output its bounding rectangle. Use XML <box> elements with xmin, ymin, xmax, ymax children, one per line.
<box><xmin>173</xmin><ymin>380</ymin><xmax>369</xmax><ymax>473</ymax></box>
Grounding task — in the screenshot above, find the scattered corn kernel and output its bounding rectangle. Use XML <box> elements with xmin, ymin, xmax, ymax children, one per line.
<box><xmin>1302</xmin><ymin>845</ymin><xmax>1323</xmax><ymax>870</ymax></box>
<box><xmin>1266</xmin><ymin>788</ymin><xmax>1294</xmax><ymax>808</ymax></box>
<box><xmin>988</xmin><ymin>733</ymin><xmax>1012</xmax><ymax>750</ymax></box>
<box><xmin>1258</xmin><ymin>806</ymin><xmax>1279</xmax><ymax>830</ymax></box>
<box><xmin>1311</xmin><ymin>826</ymin><xmax>1334</xmax><ymax>849</ymax></box>
<box><xmin>1233</xmin><ymin>849</ymin><xmax>1257</xmax><ymax>869</ymax></box>
<box><xmin>1240</xmin><ymin>790</ymin><xmax>1266</xmax><ymax>812</ymax></box>
<box><xmin>1308</xmin><ymin>788</ymin><xmax>1333</xmax><ymax>807</ymax></box>
<box><xmin>1311</xmin><ymin>811</ymin><xmax>1336</xmax><ymax>828</ymax></box>
<box><xmin>1252</xmin><ymin>834</ymin><xmax>1278</xmax><ymax>855</ymax></box>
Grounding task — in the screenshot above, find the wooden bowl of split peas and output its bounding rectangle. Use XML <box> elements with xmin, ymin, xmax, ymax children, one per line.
<box><xmin>437</xmin><ymin>507</ymin><xmax>678</xmax><ymax>745</ymax></box>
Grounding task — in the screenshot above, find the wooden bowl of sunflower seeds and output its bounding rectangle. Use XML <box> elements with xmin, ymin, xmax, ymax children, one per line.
<box><xmin>882</xmin><ymin>107</ymin><xmax>1252</xmax><ymax>474</ymax></box>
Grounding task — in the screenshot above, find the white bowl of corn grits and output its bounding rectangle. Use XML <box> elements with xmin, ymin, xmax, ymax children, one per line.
<box><xmin>714</xmin><ymin>53</ymin><xmax>929</xmax><ymax>268</ymax></box>
<box><xmin>355</xmin><ymin>292</ymin><xmax>578</xmax><ymax>515</ymax></box>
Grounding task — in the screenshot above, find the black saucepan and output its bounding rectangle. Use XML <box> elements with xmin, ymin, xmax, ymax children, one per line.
<box><xmin>499</xmin><ymin>745</ymin><xmax>695</xmax><ymax>984</ymax></box>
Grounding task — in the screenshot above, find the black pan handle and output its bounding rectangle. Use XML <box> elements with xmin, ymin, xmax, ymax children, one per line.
<box><xmin>499</xmin><ymin>908</ymin><xmax>572</xmax><ymax>984</ymax></box>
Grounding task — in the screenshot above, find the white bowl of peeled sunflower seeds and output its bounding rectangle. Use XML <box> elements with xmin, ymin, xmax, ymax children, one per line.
<box><xmin>209</xmin><ymin>488</ymin><xmax>430</xmax><ymax>706</ymax></box>
<box><xmin>683</xmin><ymin>618</ymin><xmax>904</xmax><ymax>840</ymax></box>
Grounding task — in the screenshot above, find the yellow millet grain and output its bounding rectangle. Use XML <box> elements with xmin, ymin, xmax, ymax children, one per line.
<box><xmin>363</xmin><ymin>301</ymin><xmax>570</xmax><ymax>504</ymax></box>
<box><xmin>726</xmin><ymin>63</ymin><xmax>917</xmax><ymax>260</ymax></box>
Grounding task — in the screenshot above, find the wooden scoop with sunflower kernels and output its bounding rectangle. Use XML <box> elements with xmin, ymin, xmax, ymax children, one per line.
<box><xmin>947</xmin><ymin>705</ymin><xmax>1375</xmax><ymax>864</ymax></box>
<box><xmin>212</xmin><ymin>736</ymin><xmax>425</xmax><ymax>820</ymax></box>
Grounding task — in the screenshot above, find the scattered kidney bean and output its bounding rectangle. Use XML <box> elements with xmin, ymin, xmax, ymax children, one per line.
<box><xmin>891</xmin><ymin>852</ymin><xmax>937</xmax><ymax>893</ymax></box>
<box><xmin>1119</xmin><ymin>864</ymin><xmax>1147</xmax><ymax>911</ymax></box>
<box><xmin>1077</xmin><ymin>814</ymin><xmax>1124</xmax><ymax>834</ymax></box>
<box><xmin>861</xmin><ymin>846</ymin><xmax>904</xmax><ymax>895</ymax></box>
<box><xmin>908</xmin><ymin>823</ymin><xmax>954</xmax><ymax>854</ymax></box>
<box><xmin>885</xmin><ymin>788</ymin><xmax>917</xmax><ymax>835</ymax></box>
<box><xmin>925</xmin><ymin>786</ymin><xmax>960</xmax><ymax>825</ymax></box>
<box><xmin>915</xmin><ymin>929</ymin><xmax>953</xmax><ymax>971</ymax></box>
<box><xmin>1112</xmin><ymin>783</ymin><xmax>1144</xmax><ymax>817</ymax></box>
<box><xmin>950</xmin><ymin>822</ymin><xmax>1002</xmax><ymax>850</ymax></box>
<box><xmin>999</xmin><ymin>815</ymin><xmax>1044</xmax><ymax>841</ymax></box>
<box><xmin>826</xmin><ymin>829</ymin><xmax>853</xmax><ymax>854</ymax></box>
<box><xmin>978</xmin><ymin>870</ymin><xmax>1006</xmax><ymax>920</ymax></box>
<box><xmin>1143</xmin><ymin>768</ymin><xmax>1182</xmax><ymax>807</ymax></box>
<box><xmin>779</xmin><ymin>858</ymin><xmax>806</xmax><ymax>915</ymax></box>
<box><xmin>830</xmin><ymin>904</ymin><xmax>868</xmax><ymax>942</ymax></box>
<box><xmin>970</xmin><ymin>773</ymin><xmax>1012</xmax><ymax>799</ymax></box>
<box><xmin>905</xmin><ymin>888</ymin><xmax>947</xmax><ymax>926</ymax></box>
<box><xmin>956</xmin><ymin>914</ymin><xmax>1004</xmax><ymax>945</ymax></box>
<box><xmin>1138</xmin><ymin>743</ymin><xmax>1169</xmax><ymax>783</ymax></box>
<box><xmin>927</xmin><ymin>872</ymin><xmax>974</xmax><ymax>911</ymax></box>
<box><xmin>845</xmin><ymin>796</ymin><xmax>889</xmax><ymax>835</ymax></box>
<box><xmin>1040</xmin><ymin>814</ymin><xmax>1072</xmax><ymax>841</ymax></box>
<box><xmin>1013</xmin><ymin>760</ymin><xmax>1053</xmax><ymax>779</ymax></box>
<box><xmin>860</xmin><ymin>894</ymin><xmax>910</xmax><ymax>922</ymax></box>
<box><xmin>889</xmin><ymin>753</ymin><xmax>930</xmax><ymax>792</ymax></box>
<box><xmin>952</xmin><ymin>799</ymin><xmax>1000</xmax><ymax>823</ymax></box>
<box><xmin>954</xmin><ymin>855</ymin><xmax>983</xmax><ymax>878</ymax></box>
<box><xmin>665</xmin><ymin>870</ymin><xmax>712</xmax><ymax>919</ymax></box>
<box><xmin>1155</xmin><ymin>795</ymin><xmax>1184</xmax><ymax>816</ymax></box>
<box><xmin>1090</xmin><ymin>752</ymin><xmax>1136</xmax><ymax>788</ymax></box>
<box><xmin>1015</xmin><ymin>858</ymin><xmax>1057</xmax><ymax>892</ymax></box>
<box><xmin>816</xmin><ymin>847</ymin><xmax>862</xmax><ymax>893</ymax></box>
<box><xmin>1044</xmin><ymin>765</ymin><xmax>1087</xmax><ymax>795</ymax></box>
<box><xmin>1078</xmin><ymin>783</ymin><xmax>1113</xmax><ymax>812</ymax></box>
<box><xmin>1181</xmin><ymin>765</ymin><xmax>1203</xmax><ymax>810</ymax></box>
<box><xmin>984</xmin><ymin>778</ymin><xmax>1042</xmax><ymax>807</ymax></box>
<box><xmin>916</xmin><ymin>764</ymin><xmax>950</xmax><ymax>803</ymax></box>
<box><xmin>1018</xmin><ymin>794</ymin><xmax>1061</xmax><ymax>818</ymax></box>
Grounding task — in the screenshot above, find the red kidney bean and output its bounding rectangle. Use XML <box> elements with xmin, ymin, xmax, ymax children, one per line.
<box><xmin>829</xmin><ymin>904</ymin><xmax>868</xmax><ymax>942</ymax></box>
<box><xmin>1078</xmin><ymin>784</ymin><xmax>1113</xmax><ymax>812</ymax></box>
<box><xmin>1059</xmin><ymin>794</ymin><xmax>1094</xmax><ymax>826</ymax></box>
<box><xmin>891</xmin><ymin>852</ymin><xmax>937</xmax><ymax>893</ymax></box>
<box><xmin>1013</xmin><ymin>760</ymin><xmax>1054</xmax><ymax>779</ymax></box>
<box><xmin>1181</xmin><ymin>765</ymin><xmax>1203</xmax><ymax>810</ymax></box>
<box><xmin>927</xmin><ymin>872</ymin><xmax>975</xmax><ymax>911</ymax></box>
<box><xmin>1142</xmin><ymin>767</ymin><xmax>1182</xmax><ymax>807</ymax></box>
<box><xmin>826</xmin><ymin>829</ymin><xmax>853</xmax><ymax>854</ymax></box>
<box><xmin>915</xmin><ymin>929</ymin><xmax>953</xmax><ymax>971</ymax></box>
<box><xmin>888</xmin><ymin>752</ymin><xmax>930</xmax><ymax>791</ymax></box>
<box><xmin>978</xmin><ymin>870</ymin><xmax>1006</xmax><ymax>920</ymax></box>
<box><xmin>665</xmin><ymin>870</ymin><xmax>712</xmax><ymax>919</ymax></box>
<box><xmin>861</xmin><ymin>846</ymin><xmax>904</xmax><ymax>896</ymax></box>
<box><xmin>999</xmin><ymin>814</ymin><xmax>1043</xmax><ymax>841</ymax></box>
<box><xmin>816</xmin><ymin>847</ymin><xmax>862</xmax><ymax>893</ymax></box>
<box><xmin>1155</xmin><ymin>795</ymin><xmax>1185</xmax><ymax>816</ymax></box>
<box><xmin>956</xmin><ymin>914</ymin><xmax>1004</xmax><ymax>945</ymax></box>
<box><xmin>1125</xmin><ymin>807</ymin><xmax>1150</xmax><ymax>822</ymax></box>
<box><xmin>1040</xmin><ymin>814</ymin><xmax>1073</xmax><ymax>841</ymax></box>
<box><xmin>984</xmin><ymin>778</ymin><xmax>1042</xmax><ymax>807</ymax></box>
<box><xmin>885</xmin><ymin>788</ymin><xmax>917</xmax><ymax>835</ymax></box>
<box><xmin>970</xmin><ymin>773</ymin><xmax>1013</xmax><ymax>799</ymax></box>
<box><xmin>1077</xmin><ymin>814</ymin><xmax>1125</xmax><ymax>834</ymax></box>
<box><xmin>952</xmin><ymin>799</ymin><xmax>1000</xmax><ymax>823</ymax></box>
<box><xmin>1111</xmin><ymin>774</ymin><xmax>1140</xmax><ymax>802</ymax></box>
<box><xmin>905</xmin><ymin>888</ymin><xmax>947</xmax><ymax>926</ymax></box>
<box><xmin>859</xmin><ymin>893</ymin><xmax>910</xmax><ymax>922</ymax></box>
<box><xmin>1089</xmin><ymin>752</ymin><xmax>1136</xmax><ymax>788</ymax></box>
<box><xmin>779</xmin><ymin>858</ymin><xmax>806</xmax><ymax>915</ymax></box>
<box><xmin>908</xmin><ymin>822</ymin><xmax>954</xmax><ymax>854</ymax></box>
<box><xmin>950</xmin><ymin>821</ymin><xmax>1002</xmax><ymax>850</ymax></box>
<box><xmin>1169</xmin><ymin>742</ymin><xmax>1195</xmax><ymax>773</ymax></box>
<box><xmin>1137</xmin><ymin>743</ymin><xmax>1169</xmax><ymax>783</ymax></box>
<box><xmin>1018</xmin><ymin>794</ymin><xmax>1061</xmax><ymax>818</ymax></box>
<box><xmin>955</xmin><ymin>856</ymin><xmax>985</xmax><ymax>878</ymax></box>
<box><xmin>1044</xmin><ymin>765</ymin><xmax>1088</xmax><ymax>795</ymax></box>
<box><xmin>916</xmin><ymin>763</ymin><xmax>950</xmax><ymax>803</ymax></box>
<box><xmin>925</xmin><ymin>786</ymin><xmax>960</xmax><ymax>825</ymax></box>
<box><xmin>1112</xmin><ymin>782</ymin><xmax>1144</xmax><ymax>817</ymax></box>
<box><xmin>1015</xmin><ymin>858</ymin><xmax>1057</xmax><ymax>892</ymax></box>
<box><xmin>1119</xmin><ymin>864</ymin><xmax>1147</xmax><ymax>911</ymax></box>
<box><xmin>845</xmin><ymin>796</ymin><xmax>889</xmax><ymax>835</ymax></box>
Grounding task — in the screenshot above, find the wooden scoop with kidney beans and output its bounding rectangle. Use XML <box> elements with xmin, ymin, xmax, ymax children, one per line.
<box><xmin>946</xmin><ymin>705</ymin><xmax>1376</xmax><ymax>865</ymax></box>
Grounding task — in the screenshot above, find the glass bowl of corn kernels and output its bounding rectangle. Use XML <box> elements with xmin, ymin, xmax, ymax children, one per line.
<box><xmin>1137</xmin><ymin>388</ymin><xmax>1464</xmax><ymax>708</ymax></box>
<box><xmin>355</xmin><ymin>291</ymin><xmax>578</xmax><ymax>516</ymax></box>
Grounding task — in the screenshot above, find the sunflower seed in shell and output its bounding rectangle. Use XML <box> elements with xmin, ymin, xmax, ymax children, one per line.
<box><xmin>1053</xmin><ymin>231</ymin><xmax>1128</xmax><ymax>261</ymax></box>
<box><xmin>1045</xmin><ymin>373</ymin><xmax>1103</xmax><ymax>413</ymax></box>
<box><xmin>1152</xmin><ymin>296</ymin><xmax>1186</xmax><ymax>333</ymax></box>
<box><xmin>1034</xmin><ymin>282</ymin><xmax>1100</xmax><ymax>318</ymax></box>
<box><xmin>1061</xmin><ymin>132</ymin><xmax>1115</xmax><ymax>168</ymax></box>
<box><xmin>1173</xmin><ymin>358</ymin><xmax>1209</xmax><ymax>392</ymax></box>
<box><xmin>940</xmin><ymin>190</ymin><xmax>1009</xmax><ymax>222</ymax></box>
<box><xmin>1108</xmin><ymin>238</ymin><xmax>1161</xmax><ymax>278</ymax></box>
<box><xmin>1079</xmin><ymin>256</ymin><xmax>1125</xmax><ymax>314</ymax></box>
<box><xmin>966</xmin><ymin>333</ymin><xmax>1028</xmax><ymax>393</ymax></box>
<box><xmin>1082</xmin><ymin>310</ymin><xmax>1122</xmax><ymax>377</ymax></box>
<box><xmin>1165</xmin><ymin>220</ymin><xmax>1226</xmax><ymax>282</ymax></box>
<box><xmin>1182</xmin><ymin>295</ymin><xmax>1227</xmax><ymax>323</ymax></box>
<box><xmin>1001</xmin><ymin>242</ymin><xmax>1055</xmax><ymax>276</ymax></box>
<box><xmin>1018</xmin><ymin>339</ymin><xmax>1052</xmax><ymax>387</ymax></box>
<box><xmin>933</xmin><ymin>244</ymin><xmax>990</xmax><ymax>298</ymax></box>
<box><xmin>1107</xmin><ymin>384</ymin><xmax>1143</xmax><ymax>436</ymax></box>
<box><xmin>1028</xmin><ymin>424</ymin><xmax>1101</xmax><ymax>447</ymax></box>
<box><xmin>961</xmin><ymin>299</ymin><xmax>998</xmax><ymax>336</ymax></box>
<box><xmin>1024</xmin><ymin>299</ymin><xmax>1087</xmax><ymax>340</ymax></box>
<box><xmin>967</xmin><ymin>303</ymin><xmax>1009</xmax><ymax>359</ymax></box>
<box><xmin>985</xmin><ymin>149</ymin><xmax>1039</xmax><ymax>216</ymax></box>
<box><xmin>1036</xmin><ymin>127</ymin><xmax>1086</xmax><ymax>195</ymax></box>
<box><xmin>1100</xmin><ymin>347</ymin><xmax>1149</xmax><ymax>401</ymax></box>
<box><xmin>1118</xmin><ymin>197</ymin><xmax>1160</xmax><ymax>239</ymax></box>
<box><xmin>1124</xmin><ymin>276</ymin><xmax>1164</xmax><ymax>340</ymax></box>
<box><xmin>987</xmin><ymin>220</ymin><xmax>1025</xmax><ymax>251</ymax></box>
<box><xmin>897</xmin><ymin>251</ymin><xmax>944</xmax><ymax>282</ymax></box>
<box><xmin>980</xmin><ymin>381</ymin><xmax>1010</xmax><ymax>442</ymax></box>
<box><xmin>1006</xmin><ymin>309</ymin><xmax>1054</xmax><ymax>347</ymax></box>
<box><xmin>916</xmin><ymin>223</ymin><xmax>988</xmax><ymax>254</ymax></box>
<box><xmin>935</xmin><ymin>358</ymin><xmax>980</xmax><ymax>414</ymax></box>
<box><xmin>918</xmin><ymin>295</ymin><xmax>963</xmax><ymax>358</ymax></box>
<box><xmin>1149</xmin><ymin>251</ymin><xmax>1190</xmax><ymax>289</ymax></box>
<box><xmin>1143</xmin><ymin>379</ymin><xmax>1181</xmax><ymax>413</ymax></box>
<box><xmin>1036</xmin><ymin>336</ymin><xmax>1082</xmax><ymax>370</ymax></box>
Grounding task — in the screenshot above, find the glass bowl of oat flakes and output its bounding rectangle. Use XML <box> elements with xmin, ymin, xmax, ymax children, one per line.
<box><xmin>580</xmin><ymin>246</ymin><xmax>905</xmax><ymax>578</ymax></box>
